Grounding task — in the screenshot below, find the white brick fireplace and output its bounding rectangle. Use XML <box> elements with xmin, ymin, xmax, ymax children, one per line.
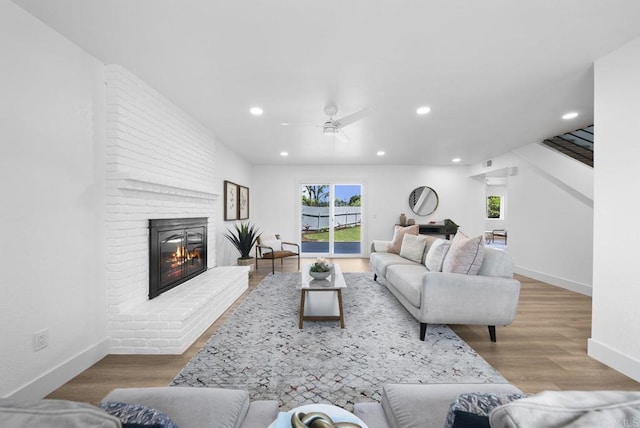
<box><xmin>104</xmin><ymin>65</ymin><xmax>247</xmax><ymax>354</ymax></box>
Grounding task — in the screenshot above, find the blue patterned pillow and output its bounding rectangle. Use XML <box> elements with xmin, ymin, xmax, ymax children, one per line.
<box><xmin>98</xmin><ymin>401</ymin><xmax>178</xmax><ymax>428</ymax></box>
<box><xmin>444</xmin><ymin>393</ymin><xmax>526</xmax><ymax>428</ymax></box>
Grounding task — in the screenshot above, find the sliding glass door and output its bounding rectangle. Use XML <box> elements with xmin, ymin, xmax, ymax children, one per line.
<box><xmin>300</xmin><ymin>184</ymin><xmax>361</xmax><ymax>256</ymax></box>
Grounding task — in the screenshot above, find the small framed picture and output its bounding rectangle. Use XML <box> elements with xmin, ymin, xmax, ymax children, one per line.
<box><xmin>239</xmin><ymin>186</ymin><xmax>249</xmax><ymax>219</ymax></box>
<box><xmin>224</xmin><ymin>180</ymin><xmax>238</xmax><ymax>221</ymax></box>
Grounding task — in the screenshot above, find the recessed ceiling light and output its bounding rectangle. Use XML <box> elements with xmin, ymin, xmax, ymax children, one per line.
<box><xmin>416</xmin><ymin>106</ymin><xmax>431</xmax><ymax>115</ymax></box>
<box><xmin>250</xmin><ymin>107</ymin><xmax>263</xmax><ymax>116</ymax></box>
<box><xmin>280</xmin><ymin>122</ymin><xmax>289</xmax><ymax>126</ymax></box>
<box><xmin>562</xmin><ymin>112</ymin><xmax>578</xmax><ymax>120</ymax></box>
<box><xmin>376</xmin><ymin>151</ymin><xmax>385</xmax><ymax>156</ymax></box>
<box><xmin>280</xmin><ymin>151</ymin><xmax>288</xmax><ymax>157</ymax></box>
<box><xmin>452</xmin><ymin>157</ymin><xmax>461</xmax><ymax>163</ymax></box>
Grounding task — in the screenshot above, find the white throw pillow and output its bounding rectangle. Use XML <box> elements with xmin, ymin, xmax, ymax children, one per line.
<box><xmin>424</xmin><ymin>238</ymin><xmax>451</xmax><ymax>271</ymax></box>
<box><xmin>442</xmin><ymin>231</ymin><xmax>485</xmax><ymax>275</ymax></box>
<box><xmin>399</xmin><ymin>234</ymin><xmax>427</xmax><ymax>263</ymax></box>
<box><xmin>260</xmin><ymin>234</ymin><xmax>281</xmax><ymax>254</ymax></box>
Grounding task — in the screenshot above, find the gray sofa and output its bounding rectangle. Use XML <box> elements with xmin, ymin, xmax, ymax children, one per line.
<box><xmin>102</xmin><ymin>387</ymin><xmax>278</xmax><ymax>428</ymax></box>
<box><xmin>354</xmin><ymin>383</ymin><xmax>640</xmax><ymax>428</ymax></box>
<box><xmin>370</xmin><ymin>235</ymin><xmax>521</xmax><ymax>341</ymax></box>
<box><xmin>0</xmin><ymin>387</ymin><xmax>279</xmax><ymax>428</ymax></box>
<box><xmin>354</xmin><ymin>382</ymin><xmax>523</xmax><ymax>428</ymax></box>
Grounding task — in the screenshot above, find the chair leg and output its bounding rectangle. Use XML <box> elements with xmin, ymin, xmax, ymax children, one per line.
<box><xmin>373</xmin><ymin>273</ymin><xmax>377</xmax><ymax>281</ymax></box>
<box><xmin>488</xmin><ymin>325</ymin><xmax>496</xmax><ymax>342</ymax></box>
<box><xmin>297</xmin><ymin>254</ymin><xmax>300</xmax><ymax>271</ymax></box>
<box><xmin>271</xmin><ymin>258</ymin><xmax>275</xmax><ymax>275</ymax></box>
<box><xmin>420</xmin><ymin>323</ymin><xmax>427</xmax><ymax>341</ymax></box>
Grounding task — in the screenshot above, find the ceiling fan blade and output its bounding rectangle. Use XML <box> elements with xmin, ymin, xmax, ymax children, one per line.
<box><xmin>333</xmin><ymin>108</ymin><xmax>370</xmax><ymax>128</ymax></box>
<box><xmin>336</xmin><ymin>129</ymin><xmax>351</xmax><ymax>143</ymax></box>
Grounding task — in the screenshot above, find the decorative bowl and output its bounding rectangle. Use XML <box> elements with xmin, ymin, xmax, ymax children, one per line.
<box><xmin>309</xmin><ymin>270</ymin><xmax>331</xmax><ymax>280</ymax></box>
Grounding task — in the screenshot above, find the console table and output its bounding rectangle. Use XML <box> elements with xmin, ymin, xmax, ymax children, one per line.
<box><xmin>395</xmin><ymin>221</ymin><xmax>458</xmax><ymax>239</ymax></box>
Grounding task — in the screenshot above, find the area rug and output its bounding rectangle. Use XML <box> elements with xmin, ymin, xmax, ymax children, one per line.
<box><xmin>171</xmin><ymin>272</ymin><xmax>506</xmax><ymax>410</ymax></box>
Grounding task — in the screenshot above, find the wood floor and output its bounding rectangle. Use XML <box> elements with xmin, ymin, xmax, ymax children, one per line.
<box><xmin>47</xmin><ymin>258</ymin><xmax>640</xmax><ymax>404</ymax></box>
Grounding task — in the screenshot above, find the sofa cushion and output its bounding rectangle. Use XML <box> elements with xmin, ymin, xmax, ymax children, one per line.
<box><xmin>399</xmin><ymin>234</ymin><xmax>427</xmax><ymax>263</ymax></box>
<box><xmin>370</xmin><ymin>251</ymin><xmax>418</xmax><ymax>278</ymax></box>
<box><xmin>0</xmin><ymin>399</ymin><xmax>121</xmax><ymax>428</ymax></box>
<box><xmin>444</xmin><ymin>392</ymin><xmax>526</xmax><ymax>428</ymax></box>
<box><xmin>423</xmin><ymin>238</ymin><xmax>451</xmax><ymax>272</ymax></box>
<box><xmin>102</xmin><ymin>387</ymin><xmax>250</xmax><ymax>428</ymax></box>
<box><xmin>490</xmin><ymin>390</ymin><xmax>640</xmax><ymax>428</ymax></box>
<box><xmin>388</xmin><ymin>225</ymin><xmax>418</xmax><ymax>254</ymax></box>
<box><xmin>442</xmin><ymin>231</ymin><xmax>485</xmax><ymax>275</ymax></box>
<box><xmin>386</xmin><ymin>264</ymin><xmax>427</xmax><ymax>308</ymax></box>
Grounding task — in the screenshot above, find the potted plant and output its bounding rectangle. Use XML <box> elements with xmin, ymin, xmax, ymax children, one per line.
<box><xmin>309</xmin><ymin>257</ymin><xmax>332</xmax><ymax>279</ymax></box>
<box><xmin>224</xmin><ymin>221</ymin><xmax>261</xmax><ymax>274</ymax></box>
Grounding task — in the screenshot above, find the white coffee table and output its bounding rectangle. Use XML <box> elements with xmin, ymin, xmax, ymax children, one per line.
<box><xmin>269</xmin><ymin>403</ymin><xmax>368</xmax><ymax>428</ymax></box>
<box><xmin>297</xmin><ymin>263</ymin><xmax>346</xmax><ymax>329</ymax></box>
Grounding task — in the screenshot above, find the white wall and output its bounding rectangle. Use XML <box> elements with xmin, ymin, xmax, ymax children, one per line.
<box><xmin>471</xmin><ymin>148</ymin><xmax>594</xmax><ymax>296</ymax></box>
<box><xmin>251</xmin><ymin>164</ymin><xmax>485</xmax><ymax>252</ymax></box>
<box><xmin>0</xmin><ymin>1</ymin><xmax>108</xmax><ymax>399</ymax></box>
<box><xmin>589</xmin><ymin>36</ymin><xmax>640</xmax><ymax>382</ymax></box>
<box><xmin>508</xmin><ymin>158</ymin><xmax>593</xmax><ymax>295</ymax></box>
<box><xmin>215</xmin><ymin>143</ymin><xmax>254</xmax><ymax>267</ymax></box>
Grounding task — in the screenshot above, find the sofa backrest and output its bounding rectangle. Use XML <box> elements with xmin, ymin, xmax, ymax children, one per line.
<box><xmin>477</xmin><ymin>247</ymin><xmax>515</xmax><ymax>278</ymax></box>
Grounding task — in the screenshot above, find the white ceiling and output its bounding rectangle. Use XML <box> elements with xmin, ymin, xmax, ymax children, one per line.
<box><xmin>13</xmin><ymin>0</ymin><xmax>640</xmax><ymax>165</ymax></box>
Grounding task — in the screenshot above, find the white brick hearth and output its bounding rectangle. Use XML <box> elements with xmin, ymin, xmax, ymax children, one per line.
<box><xmin>109</xmin><ymin>266</ymin><xmax>248</xmax><ymax>354</ymax></box>
<box><xmin>104</xmin><ymin>64</ymin><xmax>245</xmax><ymax>354</ymax></box>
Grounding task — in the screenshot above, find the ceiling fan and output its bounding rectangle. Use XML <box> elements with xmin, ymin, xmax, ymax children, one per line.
<box><xmin>318</xmin><ymin>104</ymin><xmax>370</xmax><ymax>142</ymax></box>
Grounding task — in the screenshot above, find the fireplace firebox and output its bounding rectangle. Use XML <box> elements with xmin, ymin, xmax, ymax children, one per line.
<box><xmin>149</xmin><ymin>218</ymin><xmax>208</xmax><ymax>299</ymax></box>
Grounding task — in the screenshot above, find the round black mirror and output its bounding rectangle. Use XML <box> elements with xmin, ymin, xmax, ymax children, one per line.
<box><xmin>408</xmin><ymin>186</ymin><xmax>439</xmax><ymax>216</ymax></box>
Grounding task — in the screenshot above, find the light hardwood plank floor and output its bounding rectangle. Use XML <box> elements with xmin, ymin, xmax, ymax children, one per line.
<box><xmin>47</xmin><ymin>258</ymin><xmax>640</xmax><ymax>404</ymax></box>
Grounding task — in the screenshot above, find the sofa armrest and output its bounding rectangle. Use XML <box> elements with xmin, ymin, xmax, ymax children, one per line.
<box><xmin>381</xmin><ymin>383</ymin><xmax>523</xmax><ymax>428</ymax></box>
<box><xmin>102</xmin><ymin>387</ymin><xmax>251</xmax><ymax>428</ymax></box>
<box><xmin>371</xmin><ymin>240</ymin><xmax>391</xmax><ymax>253</ymax></box>
<box><xmin>419</xmin><ymin>272</ymin><xmax>521</xmax><ymax>325</ymax></box>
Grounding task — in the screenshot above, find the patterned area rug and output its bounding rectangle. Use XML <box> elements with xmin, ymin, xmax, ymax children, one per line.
<box><xmin>171</xmin><ymin>272</ymin><xmax>506</xmax><ymax>410</ymax></box>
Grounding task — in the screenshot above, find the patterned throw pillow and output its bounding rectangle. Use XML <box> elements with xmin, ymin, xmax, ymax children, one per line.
<box><xmin>443</xmin><ymin>392</ymin><xmax>527</xmax><ymax>428</ymax></box>
<box><xmin>98</xmin><ymin>402</ymin><xmax>179</xmax><ymax>428</ymax></box>
<box><xmin>442</xmin><ymin>231</ymin><xmax>485</xmax><ymax>274</ymax></box>
<box><xmin>399</xmin><ymin>234</ymin><xmax>427</xmax><ymax>263</ymax></box>
<box><xmin>388</xmin><ymin>225</ymin><xmax>419</xmax><ymax>254</ymax></box>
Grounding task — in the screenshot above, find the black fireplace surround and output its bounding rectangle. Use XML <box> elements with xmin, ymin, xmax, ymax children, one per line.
<box><xmin>149</xmin><ymin>217</ymin><xmax>208</xmax><ymax>299</ymax></box>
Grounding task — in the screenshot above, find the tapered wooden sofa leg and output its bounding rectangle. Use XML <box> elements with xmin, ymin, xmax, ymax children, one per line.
<box><xmin>420</xmin><ymin>323</ymin><xmax>427</xmax><ymax>341</ymax></box>
<box><xmin>373</xmin><ymin>273</ymin><xmax>377</xmax><ymax>282</ymax></box>
<box><xmin>488</xmin><ymin>325</ymin><xmax>497</xmax><ymax>342</ymax></box>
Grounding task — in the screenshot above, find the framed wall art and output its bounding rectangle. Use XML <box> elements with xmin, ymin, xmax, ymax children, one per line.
<box><xmin>224</xmin><ymin>180</ymin><xmax>238</xmax><ymax>221</ymax></box>
<box><xmin>238</xmin><ymin>186</ymin><xmax>249</xmax><ymax>219</ymax></box>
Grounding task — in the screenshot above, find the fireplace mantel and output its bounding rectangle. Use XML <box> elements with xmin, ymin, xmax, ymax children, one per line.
<box><xmin>113</xmin><ymin>172</ymin><xmax>220</xmax><ymax>200</ymax></box>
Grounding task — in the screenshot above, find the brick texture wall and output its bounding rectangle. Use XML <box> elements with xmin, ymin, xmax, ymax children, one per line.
<box><xmin>104</xmin><ymin>65</ymin><xmax>245</xmax><ymax>353</ymax></box>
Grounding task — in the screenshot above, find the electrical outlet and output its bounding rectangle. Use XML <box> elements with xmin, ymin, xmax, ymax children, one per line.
<box><xmin>33</xmin><ymin>329</ymin><xmax>49</xmax><ymax>351</ymax></box>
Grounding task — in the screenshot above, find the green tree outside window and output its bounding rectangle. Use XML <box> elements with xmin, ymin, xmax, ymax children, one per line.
<box><xmin>487</xmin><ymin>196</ymin><xmax>501</xmax><ymax>219</ymax></box>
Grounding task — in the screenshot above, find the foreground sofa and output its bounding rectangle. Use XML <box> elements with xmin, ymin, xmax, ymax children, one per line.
<box><xmin>354</xmin><ymin>382</ymin><xmax>522</xmax><ymax>428</ymax></box>
<box><xmin>354</xmin><ymin>383</ymin><xmax>640</xmax><ymax>428</ymax></box>
<box><xmin>370</xmin><ymin>233</ymin><xmax>521</xmax><ymax>341</ymax></box>
<box><xmin>0</xmin><ymin>387</ymin><xmax>279</xmax><ymax>428</ymax></box>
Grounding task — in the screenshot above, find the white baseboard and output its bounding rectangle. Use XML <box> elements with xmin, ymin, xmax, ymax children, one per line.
<box><xmin>8</xmin><ymin>338</ymin><xmax>110</xmax><ymax>401</ymax></box>
<box><xmin>514</xmin><ymin>266</ymin><xmax>592</xmax><ymax>296</ymax></box>
<box><xmin>588</xmin><ymin>338</ymin><xmax>640</xmax><ymax>383</ymax></box>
